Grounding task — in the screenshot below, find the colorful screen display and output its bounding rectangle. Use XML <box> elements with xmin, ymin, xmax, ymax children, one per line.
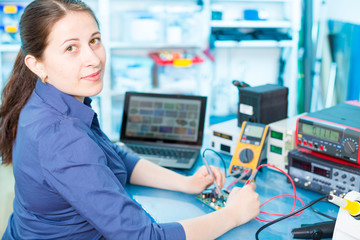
<box><xmin>125</xmin><ymin>95</ymin><xmax>202</xmax><ymax>142</ymax></box>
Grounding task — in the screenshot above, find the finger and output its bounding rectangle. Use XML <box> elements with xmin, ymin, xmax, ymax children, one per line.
<box><xmin>198</xmin><ymin>165</ymin><xmax>206</xmax><ymax>173</ymax></box>
<box><xmin>205</xmin><ymin>174</ymin><xmax>214</xmax><ymax>184</ymax></box>
<box><xmin>220</xmin><ymin>171</ymin><xmax>226</xmax><ymax>189</ymax></box>
<box><xmin>231</xmin><ymin>186</ymin><xmax>241</xmax><ymax>193</ymax></box>
<box><xmin>246</xmin><ymin>182</ymin><xmax>256</xmax><ymax>190</ymax></box>
<box><xmin>210</xmin><ymin>166</ymin><xmax>222</xmax><ymax>186</ymax></box>
<box><xmin>198</xmin><ymin>165</ymin><xmax>209</xmax><ymax>177</ymax></box>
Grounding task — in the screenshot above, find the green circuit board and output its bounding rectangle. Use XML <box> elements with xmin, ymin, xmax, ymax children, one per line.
<box><xmin>196</xmin><ymin>189</ymin><xmax>229</xmax><ymax>211</ymax></box>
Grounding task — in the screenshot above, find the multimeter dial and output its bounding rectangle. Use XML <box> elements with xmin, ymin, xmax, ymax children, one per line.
<box><xmin>239</xmin><ymin>148</ymin><xmax>254</xmax><ymax>163</ymax></box>
<box><xmin>343</xmin><ymin>138</ymin><xmax>358</xmax><ymax>154</ymax></box>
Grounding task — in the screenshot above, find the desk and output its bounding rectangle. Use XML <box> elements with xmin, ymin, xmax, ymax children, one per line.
<box><xmin>126</xmin><ymin>153</ymin><xmax>339</xmax><ymax>239</ymax></box>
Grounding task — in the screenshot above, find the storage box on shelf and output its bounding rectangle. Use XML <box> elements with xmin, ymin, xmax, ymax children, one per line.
<box><xmin>111</xmin><ymin>55</ymin><xmax>154</xmax><ymax>95</ymax></box>
<box><xmin>211</xmin><ymin>0</ymin><xmax>296</xmax><ymax>47</ymax></box>
<box><xmin>108</xmin><ymin>0</ymin><xmax>208</xmax><ymax>48</ymax></box>
<box><xmin>150</xmin><ymin>51</ymin><xmax>205</xmax><ymax>95</ymax></box>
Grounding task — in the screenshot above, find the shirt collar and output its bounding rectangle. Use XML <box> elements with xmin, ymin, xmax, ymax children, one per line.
<box><xmin>34</xmin><ymin>79</ymin><xmax>95</xmax><ymax>127</ymax></box>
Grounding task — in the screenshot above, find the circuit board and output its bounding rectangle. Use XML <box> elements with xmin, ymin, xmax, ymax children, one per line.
<box><xmin>196</xmin><ymin>189</ymin><xmax>229</xmax><ymax>211</ymax></box>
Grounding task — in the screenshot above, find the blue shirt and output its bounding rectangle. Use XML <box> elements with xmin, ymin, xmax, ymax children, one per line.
<box><xmin>2</xmin><ymin>80</ymin><xmax>185</xmax><ymax>240</ymax></box>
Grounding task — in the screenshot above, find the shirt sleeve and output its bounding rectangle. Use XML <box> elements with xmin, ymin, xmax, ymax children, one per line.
<box><xmin>111</xmin><ymin>141</ymin><xmax>140</xmax><ymax>182</ymax></box>
<box><xmin>39</xmin><ymin>118</ymin><xmax>185</xmax><ymax>240</ymax></box>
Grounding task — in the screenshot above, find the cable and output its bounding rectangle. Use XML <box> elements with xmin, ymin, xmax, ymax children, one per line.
<box><xmin>257</xmin><ymin>194</ymin><xmax>305</xmax><ymax>222</ymax></box>
<box><xmin>202</xmin><ymin>148</ymin><xmax>228</xmax><ymax>177</ymax></box>
<box><xmin>255</xmin><ymin>195</ymin><xmax>329</xmax><ymax>240</ymax></box>
<box><xmin>310</xmin><ymin>205</ymin><xmax>336</xmax><ymax>220</ymax></box>
<box><xmin>245</xmin><ymin>164</ymin><xmax>303</xmax><ymax>222</ymax></box>
<box><xmin>226</xmin><ymin>169</ymin><xmax>250</xmax><ymax>192</ymax></box>
<box><xmin>202</xmin><ymin>153</ymin><xmax>225</xmax><ymax>203</ymax></box>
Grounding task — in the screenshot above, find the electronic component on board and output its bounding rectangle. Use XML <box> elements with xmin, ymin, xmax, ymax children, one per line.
<box><xmin>196</xmin><ymin>189</ymin><xmax>229</xmax><ymax>211</ymax></box>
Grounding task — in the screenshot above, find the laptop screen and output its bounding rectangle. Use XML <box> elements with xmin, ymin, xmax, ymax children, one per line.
<box><xmin>120</xmin><ymin>92</ymin><xmax>207</xmax><ymax>146</ymax></box>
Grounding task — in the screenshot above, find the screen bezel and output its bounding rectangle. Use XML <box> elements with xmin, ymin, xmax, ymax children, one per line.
<box><xmin>242</xmin><ymin>122</ymin><xmax>266</xmax><ymax>142</ymax></box>
<box><xmin>120</xmin><ymin>91</ymin><xmax>207</xmax><ymax>146</ymax></box>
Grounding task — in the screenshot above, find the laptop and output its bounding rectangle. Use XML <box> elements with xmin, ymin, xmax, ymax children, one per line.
<box><xmin>120</xmin><ymin>91</ymin><xmax>207</xmax><ymax>169</ymax></box>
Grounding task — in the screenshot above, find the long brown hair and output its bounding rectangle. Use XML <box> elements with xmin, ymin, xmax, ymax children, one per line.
<box><xmin>0</xmin><ymin>0</ymin><xmax>99</xmax><ymax>165</ymax></box>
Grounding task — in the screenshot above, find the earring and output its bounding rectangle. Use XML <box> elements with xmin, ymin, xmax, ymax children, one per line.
<box><xmin>40</xmin><ymin>73</ymin><xmax>46</xmax><ymax>84</ymax></box>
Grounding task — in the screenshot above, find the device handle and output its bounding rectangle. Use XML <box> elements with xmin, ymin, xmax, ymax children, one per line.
<box><xmin>291</xmin><ymin>221</ymin><xmax>335</xmax><ymax>240</ymax></box>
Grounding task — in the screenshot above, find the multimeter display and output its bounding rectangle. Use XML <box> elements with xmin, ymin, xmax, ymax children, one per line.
<box><xmin>243</xmin><ymin>125</ymin><xmax>265</xmax><ymax>139</ymax></box>
<box><xmin>301</xmin><ymin>123</ymin><xmax>340</xmax><ymax>142</ymax></box>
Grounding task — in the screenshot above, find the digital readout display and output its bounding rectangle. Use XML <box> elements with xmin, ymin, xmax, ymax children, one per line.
<box><xmin>313</xmin><ymin>166</ymin><xmax>331</xmax><ymax>178</ymax></box>
<box><xmin>270</xmin><ymin>145</ymin><xmax>282</xmax><ymax>155</ymax></box>
<box><xmin>244</xmin><ymin>125</ymin><xmax>264</xmax><ymax>139</ymax></box>
<box><xmin>301</xmin><ymin>123</ymin><xmax>339</xmax><ymax>143</ymax></box>
<box><xmin>292</xmin><ymin>158</ymin><xmax>331</xmax><ymax>178</ymax></box>
<box><xmin>271</xmin><ymin>130</ymin><xmax>283</xmax><ymax>140</ymax></box>
<box><xmin>292</xmin><ymin>158</ymin><xmax>311</xmax><ymax>172</ymax></box>
<box><xmin>213</xmin><ymin>131</ymin><xmax>232</xmax><ymax>140</ymax></box>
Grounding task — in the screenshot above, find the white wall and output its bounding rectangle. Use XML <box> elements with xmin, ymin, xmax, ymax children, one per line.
<box><xmin>212</xmin><ymin>48</ymin><xmax>281</xmax><ymax>116</ymax></box>
<box><xmin>327</xmin><ymin>0</ymin><xmax>360</xmax><ymax>24</ymax></box>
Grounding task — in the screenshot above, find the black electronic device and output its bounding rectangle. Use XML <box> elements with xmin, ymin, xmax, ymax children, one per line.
<box><xmin>296</xmin><ymin>102</ymin><xmax>360</xmax><ymax>164</ymax></box>
<box><xmin>236</xmin><ymin>84</ymin><xmax>288</xmax><ymax>127</ymax></box>
<box><xmin>288</xmin><ymin>148</ymin><xmax>360</xmax><ymax>196</ymax></box>
<box><xmin>292</xmin><ymin>221</ymin><xmax>335</xmax><ymax>240</ymax></box>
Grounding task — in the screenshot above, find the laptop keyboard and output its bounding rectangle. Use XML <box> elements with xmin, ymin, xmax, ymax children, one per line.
<box><xmin>128</xmin><ymin>145</ymin><xmax>196</xmax><ymax>164</ymax></box>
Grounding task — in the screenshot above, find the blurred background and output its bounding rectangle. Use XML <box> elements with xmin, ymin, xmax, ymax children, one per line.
<box><xmin>0</xmin><ymin>0</ymin><xmax>359</xmax><ymax>141</ymax></box>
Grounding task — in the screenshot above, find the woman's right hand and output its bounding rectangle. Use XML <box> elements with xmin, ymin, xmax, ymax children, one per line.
<box><xmin>224</xmin><ymin>183</ymin><xmax>261</xmax><ymax>227</ymax></box>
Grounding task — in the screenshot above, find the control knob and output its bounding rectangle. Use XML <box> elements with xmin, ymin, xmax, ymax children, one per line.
<box><xmin>343</xmin><ymin>139</ymin><xmax>357</xmax><ymax>154</ymax></box>
<box><xmin>239</xmin><ymin>148</ymin><xmax>254</xmax><ymax>163</ymax></box>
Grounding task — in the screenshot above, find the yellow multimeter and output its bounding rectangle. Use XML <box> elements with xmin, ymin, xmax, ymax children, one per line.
<box><xmin>229</xmin><ymin>121</ymin><xmax>269</xmax><ymax>177</ymax></box>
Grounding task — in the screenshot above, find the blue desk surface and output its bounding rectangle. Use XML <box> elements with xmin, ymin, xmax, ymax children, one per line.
<box><xmin>125</xmin><ymin>152</ymin><xmax>339</xmax><ymax>239</ymax></box>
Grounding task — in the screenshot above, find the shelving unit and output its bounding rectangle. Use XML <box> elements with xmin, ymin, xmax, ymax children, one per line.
<box><xmin>214</xmin><ymin>40</ymin><xmax>294</xmax><ymax>48</ymax></box>
<box><xmin>0</xmin><ymin>2</ymin><xmax>22</xmax><ymax>97</ymax></box>
<box><xmin>0</xmin><ymin>0</ymin><xmax>301</xmax><ymax>141</ymax></box>
<box><xmin>0</xmin><ymin>0</ymin><xmax>210</xmax><ymax>141</ymax></box>
<box><xmin>210</xmin><ymin>0</ymin><xmax>301</xmax><ymax>117</ymax></box>
<box><xmin>211</xmin><ymin>20</ymin><xmax>292</xmax><ymax>28</ymax></box>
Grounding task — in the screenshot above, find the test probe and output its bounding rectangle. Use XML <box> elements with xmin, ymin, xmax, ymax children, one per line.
<box><xmin>202</xmin><ymin>155</ymin><xmax>225</xmax><ymax>204</ymax></box>
<box><xmin>328</xmin><ymin>194</ymin><xmax>360</xmax><ymax>218</ymax></box>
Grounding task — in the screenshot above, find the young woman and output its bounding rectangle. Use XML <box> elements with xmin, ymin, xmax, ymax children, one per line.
<box><xmin>0</xmin><ymin>0</ymin><xmax>260</xmax><ymax>239</ymax></box>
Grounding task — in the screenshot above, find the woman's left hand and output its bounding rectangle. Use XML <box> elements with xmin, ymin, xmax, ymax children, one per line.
<box><xmin>184</xmin><ymin>165</ymin><xmax>225</xmax><ymax>194</ymax></box>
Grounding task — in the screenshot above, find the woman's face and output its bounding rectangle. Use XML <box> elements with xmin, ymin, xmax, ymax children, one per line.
<box><xmin>40</xmin><ymin>11</ymin><xmax>106</xmax><ymax>102</ymax></box>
